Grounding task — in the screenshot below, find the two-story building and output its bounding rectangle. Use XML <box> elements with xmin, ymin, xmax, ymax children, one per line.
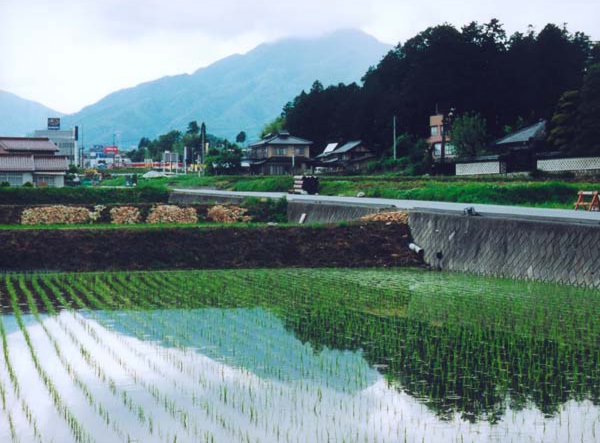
<box><xmin>427</xmin><ymin>114</ymin><xmax>455</xmax><ymax>161</ymax></box>
<box><xmin>0</xmin><ymin>137</ymin><xmax>69</xmax><ymax>187</ymax></box>
<box><xmin>248</xmin><ymin>131</ymin><xmax>312</xmax><ymax>175</ymax></box>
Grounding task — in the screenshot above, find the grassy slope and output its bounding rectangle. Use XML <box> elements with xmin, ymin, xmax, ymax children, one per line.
<box><xmin>100</xmin><ymin>174</ymin><xmax>596</xmax><ymax>209</ymax></box>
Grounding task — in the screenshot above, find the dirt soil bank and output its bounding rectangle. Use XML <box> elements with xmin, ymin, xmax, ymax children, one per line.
<box><xmin>0</xmin><ymin>223</ymin><xmax>422</xmax><ymax>272</ymax></box>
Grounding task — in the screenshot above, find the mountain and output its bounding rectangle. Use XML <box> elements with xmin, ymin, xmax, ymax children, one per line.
<box><xmin>0</xmin><ymin>90</ymin><xmax>63</xmax><ymax>136</ymax></box>
<box><xmin>61</xmin><ymin>29</ymin><xmax>392</xmax><ymax>146</ymax></box>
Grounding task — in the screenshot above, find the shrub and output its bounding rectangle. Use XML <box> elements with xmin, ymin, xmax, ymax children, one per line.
<box><xmin>110</xmin><ymin>206</ymin><xmax>141</xmax><ymax>224</ymax></box>
<box><xmin>232</xmin><ymin>176</ymin><xmax>293</xmax><ymax>192</ymax></box>
<box><xmin>241</xmin><ymin>197</ymin><xmax>287</xmax><ymax>223</ymax></box>
<box><xmin>21</xmin><ymin>205</ymin><xmax>91</xmax><ymax>225</ymax></box>
<box><xmin>0</xmin><ymin>187</ymin><xmax>169</xmax><ymax>205</ymax></box>
<box><xmin>206</xmin><ymin>205</ymin><xmax>252</xmax><ymax>223</ymax></box>
<box><xmin>146</xmin><ymin>205</ymin><xmax>198</xmax><ymax>224</ymax></box>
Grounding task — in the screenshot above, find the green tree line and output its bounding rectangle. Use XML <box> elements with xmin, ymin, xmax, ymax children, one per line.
<box><xmin>275</xmin><ymin>20</ymin><xmax>597</xmax><ymax>158</ymax></box>
<box><xmin>127</xmin><ymin>121</ymin><xmax>244</xmax><ymax>174</ymax></box>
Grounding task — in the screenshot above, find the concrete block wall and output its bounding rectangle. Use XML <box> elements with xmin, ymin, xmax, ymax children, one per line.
<box><xmin>456</xmin><ymin>161</ymin><xmax>506</xmax><ymax>176</ymax></box>
<box><xmin>287</xmin><ymin>201</ymin><xmax>387</xmax><ymax>224</ymax></box>
<box><xmin>409</xmin><ymin>211</ymin><xmax>600</xmax><ymax>287</ymax></box>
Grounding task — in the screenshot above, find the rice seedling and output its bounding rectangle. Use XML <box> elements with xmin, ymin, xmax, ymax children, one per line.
<box><xmin>0</xmin><ymin>268</ymin><xmax>598</xmax><ymax>442</ymax></box>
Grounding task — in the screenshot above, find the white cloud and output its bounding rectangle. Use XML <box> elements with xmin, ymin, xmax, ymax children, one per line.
<box><xmin>1</xmin><ymin>0</ymin><xmax>598</xmax><ymax>113</ymax></box>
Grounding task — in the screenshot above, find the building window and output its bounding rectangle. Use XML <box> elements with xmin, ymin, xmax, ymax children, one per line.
<box><xmin>273</xmin><ymin>147</ymin><xmax>287</xmax><ymax>156</ymax></box>
<box><xmin>294</xmin><ymin>147</ymin><xmax>306</xmax><ymax>157</ymax></box>
<box><xmin>34</xmin><ymin>175</ymin><xmax>56</xmax><ymax>187</ymax></box>
<box><xmin>0</xmin><ymin>172</ymin><xmax>23</xmax><ymax>186</ymax></box>
<box><xmin>430</xmin><ymin>126</ymin><xmax>438</xmax><ymax>136</ymax></box>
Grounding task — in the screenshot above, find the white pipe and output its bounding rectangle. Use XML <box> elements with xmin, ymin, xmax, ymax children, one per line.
<box><xmin>409</xmin><ymin>243</ymin><xmax>424</xmax><ymax>256</ymax></box>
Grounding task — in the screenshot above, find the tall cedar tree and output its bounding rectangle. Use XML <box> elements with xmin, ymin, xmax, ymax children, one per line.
<box><xmin>574</xmin><ymin>64</ymin><xmax>600</xmax><ymax>155</ymax></box>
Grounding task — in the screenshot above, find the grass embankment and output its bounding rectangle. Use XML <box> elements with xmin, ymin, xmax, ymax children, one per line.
<box><xmin>100</xmin><ymin>174</ymin><xmax>594</xmax><ymax>208</ymax></box>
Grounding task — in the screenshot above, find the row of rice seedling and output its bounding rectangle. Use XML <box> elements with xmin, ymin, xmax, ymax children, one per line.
<box><xmin>2</xmin><ymin>276</ymin><xmax>96</xmax><ymax>443</ymax></box>
<box><xmin>1</xmin><ymin>268</ymin><xmax>599</xmax><ymax>442</ymax></box>
<box><xmin>41</xmin><ymin>271</ymin><xmax>395</xmax><ymax>442</ymax></box>
<box><xmin>16</xmin><ymin>275</ymin><xmax>137</xmax><ymax>442</ymax></box>
<box><xmin>42</xmin><ymin>274</ymin><xmax>200</xmax><ymax>442</ymax></box>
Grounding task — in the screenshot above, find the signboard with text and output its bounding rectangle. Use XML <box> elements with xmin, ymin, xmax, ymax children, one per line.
<box><xmin>47</xmin><ymin>118</ymin><xmax>60</xmax><ymax>130</ymax></box>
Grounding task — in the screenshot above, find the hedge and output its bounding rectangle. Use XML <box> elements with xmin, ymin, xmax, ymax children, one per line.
<box><xmin>0</xmin><ymin>187</ymin><xmax>169</xmax><ymax>205</ymax></box>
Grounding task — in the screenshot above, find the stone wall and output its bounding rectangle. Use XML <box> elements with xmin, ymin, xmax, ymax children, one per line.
<box><xmin>409</xmin><ymin>211</ymin><xmax>600</xmax><ymax>287</ymax></box>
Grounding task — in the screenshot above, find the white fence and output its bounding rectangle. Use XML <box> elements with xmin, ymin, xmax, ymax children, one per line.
<box><xmin>537</xmin><ymin>157</ymin><xmax>600</xmax><ymax>173</ymax></box>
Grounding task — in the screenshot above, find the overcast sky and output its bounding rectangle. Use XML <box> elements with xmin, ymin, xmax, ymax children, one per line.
<box><xmin>1</xmin><ymin>0</ymin><xmax>598</xmax><ymax>114</ymax></box>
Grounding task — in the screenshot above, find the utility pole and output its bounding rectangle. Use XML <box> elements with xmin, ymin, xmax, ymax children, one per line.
<box><xmin>393</xmin><ymin>115</ymin><xmax>397</xmax><ymax>160</ymax></box>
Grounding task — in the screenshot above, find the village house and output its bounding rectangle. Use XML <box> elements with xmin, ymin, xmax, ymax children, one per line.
<box><xmin>0</xmin><ymin>137</ymin><xmax>69</xmax><ymax>187</ymax></box>
<box><xmin>313</xmin><ymin>140</ymin><xmax>376</xmax><ymax>173</ymax></box>
<box><xmin>248</xmin><ymin>131</ymin><xmax>312</xmax><ymax>175</ymax></box>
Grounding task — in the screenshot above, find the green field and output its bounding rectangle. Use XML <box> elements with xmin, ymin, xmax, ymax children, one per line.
<box><xmin>1</xmin><ymin>268</ymin><xmax>598</xmax><ymax>442</ymax></box>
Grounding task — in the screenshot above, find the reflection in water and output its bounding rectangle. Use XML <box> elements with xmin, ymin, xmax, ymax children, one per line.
<box><xmin>0</xmin><ymin>307</ymin><xmax>598</xmax><ymax>443</ymax></box>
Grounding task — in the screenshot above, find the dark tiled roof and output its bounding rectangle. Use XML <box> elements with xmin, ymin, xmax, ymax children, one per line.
<box><xmin>249</xmin><ymin>132</ymin><xmax>312</xmax><ymax>147</ymax></box>
<box><xmin>494</xmin><ymin>121</ymin><xmax>546</xmax><ymax>146</ymax></box>
<box><xmin>0</xmin><ymin>137</ymin><xmax>59</xmax><ymax>153</ymax></box>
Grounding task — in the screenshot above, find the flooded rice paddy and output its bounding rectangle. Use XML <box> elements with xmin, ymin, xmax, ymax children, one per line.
<box><xmin>0</xmin><ymin>268</ymin><xmax>599</xmax><ymax>443</ymax></box>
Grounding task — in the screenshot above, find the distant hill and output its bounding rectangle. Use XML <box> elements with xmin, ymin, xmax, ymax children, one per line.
<box><xmin>61</xmin><ymin>29</ymin><xmax>391</xmax><ymax>146</ymax></box>
<box><xmin>0</xmin><ymin>90</ymin><xmax>63</xmax><ymax>136</ymax></box>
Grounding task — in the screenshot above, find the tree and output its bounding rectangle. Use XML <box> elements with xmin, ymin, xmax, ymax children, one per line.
<box><xmin>451</xmin><ymin>112</ymin><xmax>488</xmax><ymax>157</ymax></box>
<box><xmin>260</xmin><ymin>116</ymin><xmax>285</xmax><ymax>139</ymax></box>
<box><xmin>186</xmin><ymin>121</ymin><xmax>200</xmax><ymax>135</ymax></box>
<box><xmin>236</xmin><ymin>131</ymin><xmax>247</xmax><ymax>144</ymax></box>
<box><xmin>547</xmin><ymin>90</ymin><xmax>580</xmax><ymax>153</ymax></box>
<box><xmin>199</xmin><ymin>122</ymin><xmax>207</xmax><ymax>163</ymax></box>
<box><xmin>574</xmin><ymin>64</ymin><xmax>600</xmax><ymax>155</ymax></box>
<box><xmin>148</xmin><ymin>130</ymin><xmax>182</xmax><ymax>160</ymax></box>
<box><xmin>205</xmin><ymin>143</ymin><xmax>243</xmax><ymax>175</ymax></box>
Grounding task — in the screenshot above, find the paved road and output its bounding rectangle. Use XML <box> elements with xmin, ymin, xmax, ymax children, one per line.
<box><xmin>172</xmin><ymin>188</ymin><xmax>600</xmax><ymax>225</ymax></box>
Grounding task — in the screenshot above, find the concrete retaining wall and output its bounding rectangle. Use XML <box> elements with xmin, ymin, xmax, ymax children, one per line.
<box><xmin>170</xmin><ymin>191</ymin><xmax>244</xmax><ymax>205</ymax></box>
<box><xmin>287</xmin><ymin>201</ymin><xmax>391</xmax><ymax>224</ymax></box>
<box><xmin>409</xmin><ymin>211</ymin><xmax>600</xmax><ymax>287</ymax></box>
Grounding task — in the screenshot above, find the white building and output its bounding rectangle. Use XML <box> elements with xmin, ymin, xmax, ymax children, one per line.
<box><xmin>33</xmin><ymin>126</ymin><xmax>79</xmax><ymax>166</ymax></box>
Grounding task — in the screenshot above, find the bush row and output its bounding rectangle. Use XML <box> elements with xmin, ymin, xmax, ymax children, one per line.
<box><xmin>0</xmin><ymin>187</ymin><xmax>169</xmax><ymax>205</ymax></box>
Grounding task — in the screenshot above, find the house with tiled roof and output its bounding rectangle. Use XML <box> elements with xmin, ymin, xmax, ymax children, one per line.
<box><xmin>455</xmin><ymin>121</ymin><xmax>547</xmax><ymax>176</ymax></box>
<box><xmin>312</xmin><ymin>140</ymin><xmax>375</xmax><ymax>173</ymax></box>
<box><xmin>0</xmin><ymin>137</ymin><xmax>69</xmax><ymax>187</ymax></box>
<box><xmin>248</xmin><ymin>131</ymin><xmax>312</xmax><ymax>175</ymax></box>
